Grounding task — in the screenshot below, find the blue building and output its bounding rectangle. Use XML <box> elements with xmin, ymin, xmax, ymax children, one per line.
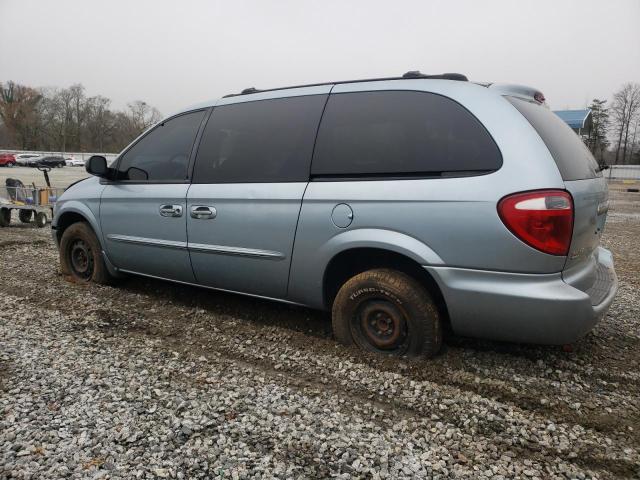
<box><xmin>553</xmin><ymin>109</ymin><xmax>592</xmax><ymax>136</ymax></box>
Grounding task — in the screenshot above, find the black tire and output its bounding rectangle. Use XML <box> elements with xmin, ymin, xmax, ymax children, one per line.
<box><xmin>34</xmin><ymin>212</ymin><xmax>47</xmax><ymax>228</ymax></box>
<box><xmin>18</xmin><ymin>210</ymin><xmax>33</xmax><ymax>223</ymax></box>
<box><xmin>57</xmin><ymin>163</ymin><xmax>64</xmax><ymax>168</ymax></box>
<box><xmin>7</xmin><ymin>162</ymin><xmax>14</xmax><ymax>168</ymax></box>
<box><xmin>332</xmin><ymin>268</ymin><xmax>442</xmax><ymax>358</ymax></box>
<box><xmin>0</xmin><ymin>208</ymin><xmax>11</xmax><ymax>227</ymax></box>
<box><xmin>60</xmin><ymin>222</ymin><xmax>114</xmax><ymax>284</ymax></box>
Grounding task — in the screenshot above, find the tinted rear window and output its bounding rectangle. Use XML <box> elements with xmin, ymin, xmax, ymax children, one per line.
<box><xmin>311</xmin><ymin>91</ymin><xmax>502</xmax><ymax>177</ymax></box>
<box><xmin>193</xmin><ymin>95</ymin><xmax>327</xmax><ymax>183</ymax></box>
<box><xmin>507</xmin><ymin>97</ymin><xmax>599</xmax><ymax>181</ymax></box>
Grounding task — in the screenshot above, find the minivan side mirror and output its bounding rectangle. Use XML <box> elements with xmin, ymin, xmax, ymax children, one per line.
<box><xmin>86</xmin><ymin>155</ymin><xmax>108</xmax><ymax>177</ymax></box>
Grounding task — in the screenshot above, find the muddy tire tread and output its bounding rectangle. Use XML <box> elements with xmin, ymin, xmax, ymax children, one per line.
<box><xmin>59</xmin><ymin>222</ymin><xmax>114</xmax><ymax>285</ymax></box>
<box><xmin>332</xmin><ymin>268</ymin><xmax>442</xmax><ymax>358</ymax></box>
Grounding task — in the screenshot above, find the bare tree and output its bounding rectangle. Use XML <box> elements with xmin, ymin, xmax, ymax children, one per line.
<box><xmin>50</xmin><ymin>87</ymin><xmax>76</xmax><ymax>151</ymax></box>
<box><xmin>69</xmin><ymin>84</ymin><xmax>86</xmax><ymax>151</ymax></box>
<box><xmin>0</xmin><ymin>80</ymin><xmax>163</xmax><ymax>153</ymax></box>
<box><xmin>585</xmin><ymin>99</ymin><xmax>609</xmax><ymax>162</ymax></box>
<box><xmin>85</xmin><ymin>96</ymin><xmax>113</xmax><ymax>151</ymax></box>
<box><xmin>0</xmin><ymin>81</ymin><xmax>42</xmax><ymax>149</ymax></box>
<box><xmin>127</xmin><ymin>100</ymin><xmax>162</xmax><ymax>132</ymax></box>
<box><xmin>611</xmin><ymin>83</ymin><xmax>640</xmax><ymax>164</ymax></box>
<box><xmin>36</xmin><ymin>87</ymin><xmax>63</xmax><ymax>150</ymax></box>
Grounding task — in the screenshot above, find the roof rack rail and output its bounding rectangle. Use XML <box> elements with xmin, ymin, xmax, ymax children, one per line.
<box><xmin>223</xmin><ymin>71</ymin><xmax>468</xmax><ymax>98</ymax></box>
<box><xmin>402</xmin><ymin>71</ymin><xmax>468</xmax><ymax>81</ymax></box>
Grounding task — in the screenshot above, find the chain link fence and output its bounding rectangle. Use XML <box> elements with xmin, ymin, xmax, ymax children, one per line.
<box><xmin>606</xmin><ymin>165</ymin><xmax>640</xmax><ymax>180</ymax></box>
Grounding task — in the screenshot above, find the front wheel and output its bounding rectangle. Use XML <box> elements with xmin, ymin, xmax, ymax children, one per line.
<box><xmin>332</xmin><ymin>268</ymin><xmax>442</xmax><ymax>358</ymax></box>
<box><xmin>59</xmin><ymin>222</ymin><xmax>114</xmax><ymax>284</ymax></box>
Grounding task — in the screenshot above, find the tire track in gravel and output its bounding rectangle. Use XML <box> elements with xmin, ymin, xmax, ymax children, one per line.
<box><xmin>7</xmin><ymin>291</ymin><xmax>640</xmax><ymax>479</ymax></box>
<box><xmin>3</xmin><ymin>272</ymin><xmax>637</xmax><ymax>479</ymax></box>
<box><xmin>1</xmin><ymin>294</ymin><xmax>570</xmax><ymax>479</ymax></box>
<box><xmin>1</xmin><ymin>304</ymin><xmax>342</xmax><ymax>477</ymax></box>
<box><xmin>173</xmin><ymin>335</ymin><xmax>640</xmax><ymax>479</ymax></box>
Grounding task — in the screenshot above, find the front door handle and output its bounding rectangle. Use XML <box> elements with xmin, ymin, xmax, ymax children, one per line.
<box><xmin>190</xmin><ymin>205</ymin><xmax>217</xmax><ymax>220</ymax></box>
<box><xmin>159</xmin><ymin>204</ymin><xmax>183</xmax><ymax>217</ymax></box>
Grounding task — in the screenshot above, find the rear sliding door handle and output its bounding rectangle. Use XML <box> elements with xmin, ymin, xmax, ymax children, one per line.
<box><xmin>159</xmin><ymin>204</ymin><xmax>183</xmax><ymax>217</ymax></box>
<box><xmin>190</xmin><ymin>205</ymin><xmax>217</xmax><ymax>219</ymax></box>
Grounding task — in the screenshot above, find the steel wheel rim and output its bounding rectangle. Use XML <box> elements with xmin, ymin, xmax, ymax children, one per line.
<box><xmin>69</xmin><ymin>239</ymin><xmax>93</xmax><ymax>279</ymax></box>
<box><xmin>353</xmin><ymin>299</ymin><xmax>409</xmax><ymax>352</ymax></box>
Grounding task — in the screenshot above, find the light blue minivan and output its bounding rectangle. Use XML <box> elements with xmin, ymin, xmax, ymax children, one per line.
<box><xmin>51</xmin><ymin>72</ymin><xmax>618</xmax><ymax>357</ymax></box>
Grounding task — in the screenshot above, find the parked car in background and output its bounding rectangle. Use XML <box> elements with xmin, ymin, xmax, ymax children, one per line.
<box><xmin>65</xmin><ymin>156</ymin><xmax>86</xmax><ymax>167</ymax></box>
<box><xmin>33</xmin><ymin>156</ymin><xmax>65</xmax><ymax>168</ymax></box>
<box><xmin>52</xmin><ymin>72</ymin><xmax>618</xmax><ymax>358</ymax></box>
<box><xmin>15</xmin><ymin>153</ymin><xmax>43</xmax><ymax>166</ymax></box>
<box><xmin>0</xmin><ymin>153</ymin><xmax>16</xmax><ymax>167</ymax></box>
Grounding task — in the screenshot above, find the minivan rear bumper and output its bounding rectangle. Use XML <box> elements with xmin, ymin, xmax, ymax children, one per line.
<box><xmin>425</xmin><ymin>247</ymin><xmax>618</xmax><ymax>345</ymax></box>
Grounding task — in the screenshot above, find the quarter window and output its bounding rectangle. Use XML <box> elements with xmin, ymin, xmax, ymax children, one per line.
<box><xmin>312</xmin><ymin>91</ymin><xmax>502</xmax><ymax>177</ymax></box>
<box><xmin>116</xmin><ymin>110</ymin><xmax>205</xmax><ymax>181</ymax></box>
<box><xmin>507</xmin><ymin>97</ymin><xmax>599</xmax><ymax>181</ymax></box>
<box><xmin>192</xmin><ymin>95</ymin><xmax>328</xmax><ymax>183</ymax></box>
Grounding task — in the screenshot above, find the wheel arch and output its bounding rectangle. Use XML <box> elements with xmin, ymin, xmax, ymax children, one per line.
<box><xmin>54</xmin><ymin>202</ymin><xmax>102</xmax><ymax>247</ymax></box>
<box><xmin>55</xmin><ymin>204</ymin><xmax>120</xmax><ymax>278</ymax></box>
<box><xmin>322</xmin><ymin>247</ymin><xmax>449</xmax><ymax>323</ymax></box>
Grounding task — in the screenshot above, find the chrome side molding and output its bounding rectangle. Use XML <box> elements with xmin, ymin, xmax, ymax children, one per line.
<box><xmin>188</xmin><ymin>242</ymin><xmax>285</xmax><ymax>260</ymax></box>
<box><xmin>106</xmin><ymin>234</ymin><xmax>188</xmax><ymax>249</ymax></box>
<box><xmin>107</xmin><ymin>234</ymin><xmax>285</xmax><ymax>260</ymax></box>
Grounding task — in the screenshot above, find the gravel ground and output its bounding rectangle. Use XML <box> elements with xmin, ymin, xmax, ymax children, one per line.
<box><xmin>0</xmin><ymin>183</ymin><xmax>639</xmax><ymax>479</ymax></box>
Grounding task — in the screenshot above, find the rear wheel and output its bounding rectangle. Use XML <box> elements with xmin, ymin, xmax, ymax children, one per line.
<box><xmin>7</xmin><ymin>162</ymin><xmax>14</xmax><ymax>168</ymax></box>
<box><xmin>19</xmin><ymin>210</ymin><xmax>33</xmax><ymax>223</ymax></box>
<box><xmin>0</xmin><ymin>208</ymin><xmax>10</xmax><ymax>227</ymax></box>
<box><xmin>332</xmin><ymin>268</ymin><xmax>442</xmax><ymax>358</ymax></box>
<box><xmin>60</xmin><ymin>222</ymin><xmax>114</xmax><ymax>284</ymax></box>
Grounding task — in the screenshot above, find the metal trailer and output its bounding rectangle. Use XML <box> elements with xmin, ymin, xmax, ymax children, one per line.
<box><xmin>0</xmin><ymin>166</ymin><xmax>64</xmax><ymax>228</ymax></box>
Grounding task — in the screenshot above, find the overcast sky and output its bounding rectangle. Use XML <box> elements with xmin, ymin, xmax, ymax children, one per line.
<box><xmin>1</xmin><ymin>0</ymin><xmax>639</xmax><ymax>115</ymax></box>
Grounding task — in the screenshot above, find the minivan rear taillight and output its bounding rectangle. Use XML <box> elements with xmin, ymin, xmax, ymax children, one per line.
<box><xmin>498</xmin><ymin>190</ymin><xmax>573</xmax><ymax>256</ymax></box>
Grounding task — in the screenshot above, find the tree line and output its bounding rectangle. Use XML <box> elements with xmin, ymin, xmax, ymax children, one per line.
<box><xmin>0</xmin><ymin>79</ymin><xmax>639</xmax><ymax>164</ymax></box>
<box><xmin>567</xmin><ymin>82</ymin><xmax>640</xmax><ymax>165</ymax></box>
<box><xmin>0</xmin><ymin>81</ymin><xmax>161</xmax><ymax>153</ymax></box>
